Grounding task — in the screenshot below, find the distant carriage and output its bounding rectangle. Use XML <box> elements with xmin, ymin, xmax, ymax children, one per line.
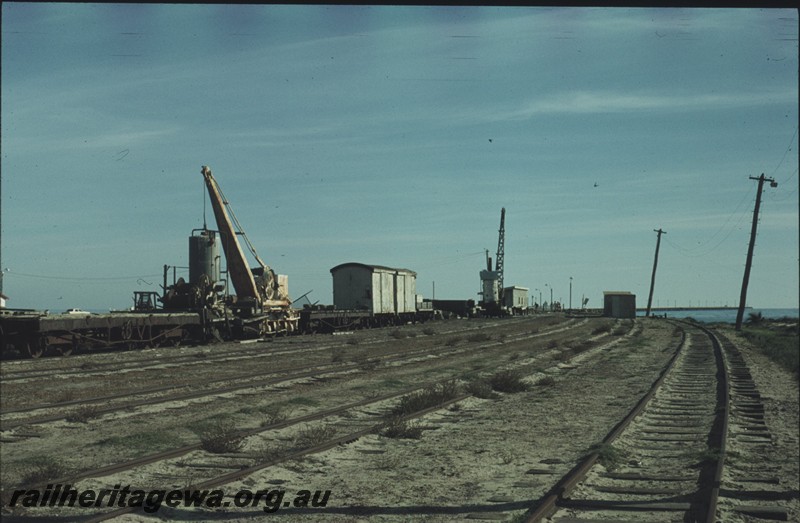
<box><xmin>299</xmin><ymin>263</ymin><xmax>434</xmax><ymax>333</ymax></box>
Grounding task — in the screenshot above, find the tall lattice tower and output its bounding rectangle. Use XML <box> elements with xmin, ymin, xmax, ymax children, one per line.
<box><xmin>495</xmin><ymin>207</ymin><xmax>505</xmax><ymax>301</ymax></box>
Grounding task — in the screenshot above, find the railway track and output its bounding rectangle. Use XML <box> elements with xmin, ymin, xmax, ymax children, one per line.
<box><xmin>713</xmin><ymin>330</ymin><xmax>794</xmax><ymax>522</ymax></box>
<box><xmin>1</xmin><ymin>319</ymin><xmax>639</xmax><ymax>521</ymax></box>
<box><xmin>519</xmin><ymin>320</ymin><xmax>791</xmax><ymax>523</ymax></box>
<box><xmin>0</xmin><ymin>318</ymin><xmax>589</xmax><ymax>431</ymax></box>
<box><xmin>0</xmin><ymin>317</ymin><xmax>555</xmax><ymax>384</ymax></box>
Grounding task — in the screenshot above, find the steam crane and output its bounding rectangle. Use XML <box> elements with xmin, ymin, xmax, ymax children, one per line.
<box><xmin>201</xmin><ymin>165</ymin><xmax>297</xmax><ymax>336</ymax></box>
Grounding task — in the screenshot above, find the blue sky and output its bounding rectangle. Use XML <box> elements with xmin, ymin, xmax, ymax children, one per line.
<box><xmin>2</xmin><ymin>4</ymin><xmax>798</xmax><ymax>311</ymax></box>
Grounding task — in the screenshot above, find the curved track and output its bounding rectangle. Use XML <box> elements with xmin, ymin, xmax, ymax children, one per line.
<box><xmin>521</xmin><ymin>320</ymin><xmax>784</xmax><ymax>523</ymax></box>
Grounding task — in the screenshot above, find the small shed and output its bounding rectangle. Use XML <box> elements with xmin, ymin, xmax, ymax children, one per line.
<box><xmin>603</xmin><ymin>291</ymin><xmax>636</xmax><ymax>319</ymax></box>
<box><xmin>503</xmin><ymin>286</ymin><xmax>529</xmax><ymax>312</ymax></box>
<box><xmin>330</xmin><ymin>263</ymin><xmax>417</xmax><ymax>314</ymax></box>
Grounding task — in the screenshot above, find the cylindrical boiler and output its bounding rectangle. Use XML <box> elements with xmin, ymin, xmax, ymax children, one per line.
<box><xmin>189</xmin><ymin>229</ymin><xmax>220</xmax><ymax>284</ymax></box>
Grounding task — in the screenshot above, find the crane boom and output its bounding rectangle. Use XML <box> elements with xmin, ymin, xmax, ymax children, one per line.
<box><xmin>201</xmin><ymin>165</ymin><xmax>261</xmax><ymax>300</ymax></box>
<box><xmin>495</xmin><ymin>207</ymin><xmax>505</xmax><ymax>300</ymax></box>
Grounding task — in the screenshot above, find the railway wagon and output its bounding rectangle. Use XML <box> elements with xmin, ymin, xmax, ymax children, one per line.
<box><xmin>0</xmin><ymin>309</ymin><xmax>203</xmax><ymax>358</ymax></box>
<box><xmin>298</xmin><ymin>263</ymin><xmax>435</xmax><ymax>333</ymax></box>
<box><xmin>431</xmin><ymin>299</ymin><xmax>478</xmax><ymax>319</ymax></box>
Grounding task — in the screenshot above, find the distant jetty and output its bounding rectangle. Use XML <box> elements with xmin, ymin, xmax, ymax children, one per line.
<box><xmin>636</xmin><ymin>306</ymin><xmax>748</xmax><ymax>312</ymax></box>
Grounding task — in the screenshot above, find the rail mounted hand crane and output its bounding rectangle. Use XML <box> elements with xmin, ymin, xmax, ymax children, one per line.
<box><xmin>200</xmin><ymin>165</ymin><xmax>297</xmax><ymax>336</ymax></box>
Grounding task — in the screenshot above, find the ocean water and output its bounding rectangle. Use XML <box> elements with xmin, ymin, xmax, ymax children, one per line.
<box><xmin>637</xmin><ymin>308</ymin><xmax>799</xmax><ymax>324</ymax></box>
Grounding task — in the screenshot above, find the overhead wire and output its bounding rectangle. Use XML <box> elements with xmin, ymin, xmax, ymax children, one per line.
<box><xmin>4</xmin><ymin>271</ymin><xmax>162</xmax><ymax>283</ymax></box>
<box><xmin>769</xmin><ymin>125</ymin><xmax>798</xmax><ymax>178</ymax></box>
<box><xmin>768</xmin><ymin>125</ymin><xmax>799</xmax><ymax>201</ymax></box>
<box><xmin>665</xmin><ymin>183</ymin><xmax>755</xmax><ymax>258</ymax></box>
<box><xmin>666</xmin><ymin>124</ymin><xmax>798</xmax><ymax>258</ymax></box>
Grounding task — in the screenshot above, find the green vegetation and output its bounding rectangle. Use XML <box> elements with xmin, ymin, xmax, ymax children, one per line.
<box><xmin>740</xmin><ymin>320</ymin><xmax>799</xmax><ymax>379</ymax></box>
<box><xmin>689</xmin><ymin>447</ymin><xmax>724</xmax><ymax>468</ymax></box>
<box><xmin>197</xmin><ymin>421</ymin><xmax>245</xmax><ymax>453</ymax></box>
<box><xmin>587</xmin><ymin>443</ymin><xmax>628</xmax><ymax>471</ymax></box>
<box><xmin>554</xmin><ymin>349</ymin><xmax>573</xmax><ymax>362</ymax></box>
<box><xmin>465</xmin><ymin>378</ymin><xmax>499</xmax><ymax>399</ymax></box>
<box><xmin>536</xmin><ymin>376</ymin><xmax>556</xmax><ymax>387</ymax></box>
<box><xmin>389</xmin><ymin>330</ymin><xmax>407</xmax><ymax>339</ymax></box>
<box><xmin>258</xmin><ymin>403</ymin><xmax>289</xmax><ymax>426</ymax></box>
<box><xmin>294</xmin><ymin>424</ymin><xmax>337</xmax><ymax>449</ymax></box>
<box><xmin>379</xmin><ymin>378</ymin><xmax>406</xmax><ymax>388</ymax></box>
<box><xmin>392</xmin><ymin>380</ymin><xmax>461</xmax><ymax>416</ymax></box>
<box><xmin>378</xmin><ymin>416</ymin><xmax>423</xmax><ymax>439</ymax></box>
<box><xmin>591</xmin><ymin>323</ymin><xmax>613</xmax><ymax>335</ymax></box>
<box><xmin>488</xmin><ymin>370</ymin><xmax>529</xmax><ymax>393</ymax></box>
<box><xmin>65</xmin><ymin>405</ymin><xmax>102</xmax><ymax>423</ymax></box>
<box><xmin>287</xmin><ymin>396</ymin><xmax>320</xmax><ymax>407</ymax></box>
<box><xmin>467</xmin><ymin>332</ymin><xmax>491</xmax><ymax>342</ymax></box>
<box><xmin>16</xmin><ymin>456</ymin><xmax>67</xmax><ymax>486</ymax></box>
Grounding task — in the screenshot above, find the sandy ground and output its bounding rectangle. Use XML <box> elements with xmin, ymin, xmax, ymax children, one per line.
<box><xmin>714</xmin><ymin>326</ymin><xmax>800</xmax><ymax>523</ymax></box>
<box><xmin>115</xmin><ymin>318</ymin><xmax>678</xmax><ymax>522</ymax></box>
<box><xmin>1</xmin><ymin>317</ymin><xmax>796</xmax><ymax>523</ymax></box>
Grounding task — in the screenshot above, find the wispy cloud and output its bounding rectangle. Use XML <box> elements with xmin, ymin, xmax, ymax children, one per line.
<box><xmin>492</xmin><ymin>90</ymin><xmax>797</xmax><ymax>120</ymax></box>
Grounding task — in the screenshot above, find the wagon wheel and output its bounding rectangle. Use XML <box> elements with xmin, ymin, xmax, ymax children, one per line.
<box><xmin>26</xmin><ymin>338</ymin><xmax>45</xmax><ymax>359</ymax></box>
<box><xmin>121</xmin><ymin>320</ymin><xmax>133</xmax><ymax>341</ymax></box>
<box><xmin>55</xmin><ymin>336</ymin><xmax>78</xmax><ymax>357</ymax></box>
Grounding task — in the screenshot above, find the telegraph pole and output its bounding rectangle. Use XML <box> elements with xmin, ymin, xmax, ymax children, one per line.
<box><xmin>569</xmin><ymin>276</ymin><xmax>573</xmax><ymax>312</ymax></box>
<box><xmin>645</xmin><ymin>228</ymin><xmax>666</xmax><ymax>317</ymax></box>
<box><xmin>735</xmin><ymin>174</ymin><xmax>777</xmax><ymax>331</ymax></box>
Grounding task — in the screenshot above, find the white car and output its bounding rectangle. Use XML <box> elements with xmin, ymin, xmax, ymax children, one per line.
<box><xmin>65</xmin><ymin>308</ymin><xmax>91</xmax><ymax>315</ymax></box>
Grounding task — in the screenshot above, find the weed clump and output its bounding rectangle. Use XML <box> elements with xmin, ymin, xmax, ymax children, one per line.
<box><xmin>536</xmin><ymin>376</ymin><xmax>556</xmax><ymax>387</ymax></box>
<box><xmin>591</xmin><ymin>323</ymin><xmax>613</xmax><ymax>335</ymax></box>
<box><xmin>331</xmin><ymin>346</ymin><xmax>346</xmax><ymax>361</ymax></box>
<box><xmin>587</xmin><ymin>443</ymin><xmax>627</xmax><ymax>471</ymax></box>
<box><xmin>741</xmin><ymin>323</ymin><xmax>799</xmax><ymax>379</ymax></box>
<box><xmin>198</xmin><ymin>422</ymin><xmax>245</xmax><ymax>454</ymax></box>
<box><xmin>294</xmin><ymin>424</ymin><xmax>336</xmax><ymax>449</ymax></box>
<box><xmin>65</xmin><ymin>405</ymin><xmax>102</xmax><ymax>423</ymax></box>
<box><xmin>489</xmin><ymin>370</ymin><xmax>529</xmax><ymax>393</ymax></box>
<box><xmin>259</xmin><ymin>404</ymin><xmax>289</xmax><ymax>426</ymax></box>
<box><xmin>465</xmin><ymin>379</ymin><xmax>499</xmax><ymax>399</ymax></box>
<box><xmin>378</xmin><ymin>416</ymin><xmax>423</xmax><ymax>439</ymax></box>
<box><xmin>18</xmin><ymin>457</ymin><xmax>67</xmax><ymax>486</ymax></box>
<box><xmin>467</xmin><ymin>332</ymin><xmax>491</xmax><ymax>342</ymax></box>
<box><xmin>422</xmin><ymin>327</ymin><xmax>436</xmax><ymax>336</ymax></box>
<box><xmin>389</xmin><ymin>330</ymin><xmax>407</xmax><ymax>339</ymax></box>
<box><xmin>393</xmin><ymin>381</ymin><xmax>461</xmax><ymax>416</ymax></box>
<box><xmin>554</xmin><ymin>349</ymin><xmax>573</xmax><ymax>362</ymax></box>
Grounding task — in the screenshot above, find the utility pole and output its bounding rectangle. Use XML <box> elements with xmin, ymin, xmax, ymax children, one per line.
<box><xmin>735</xmin><ymin>174</ymin><xmax>777</xmax><ymax>331</ymax></box>
<box><xmin>569</xmin><ymin>276</ymin><xmax>573</xmax><ymax>312</ymax></box>
<box><xmin>645</xmin><ymin>228</ymin><xmax>666</xmax><ymax>317</ymax></box>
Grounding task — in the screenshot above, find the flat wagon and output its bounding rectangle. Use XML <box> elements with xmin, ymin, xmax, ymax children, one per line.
<box><xmin>0</xmin><ymin>308</ymin><xmax>203</xmax><ymax>358</ymax></box>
